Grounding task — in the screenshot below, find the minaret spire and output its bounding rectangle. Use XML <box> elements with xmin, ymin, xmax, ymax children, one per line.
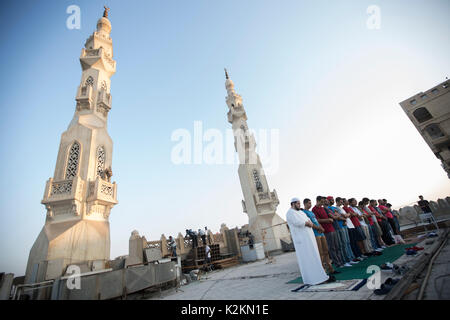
<box><xmin>25</xmin><ymin>11</ymin><xmax>118</xmax><ymax>285</ymax></box>
<box><xmin>223</xmin><ymin>72</ymin><xmax>291</xmax><ymax>253</ymax></box>
<box><xmin>224</xmin><ymin>68</ymin><xmax>229</xmax><ymax>80</ymax></box>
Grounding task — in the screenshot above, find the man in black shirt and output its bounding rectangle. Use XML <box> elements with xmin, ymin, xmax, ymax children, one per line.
<box><xmin>418</xmin><ymin>195</ymin><xmax>432</xmax><ymax>213</ymax></box>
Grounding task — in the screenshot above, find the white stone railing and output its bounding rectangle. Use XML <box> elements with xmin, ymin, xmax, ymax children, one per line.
<box><xmin>102</xmin><ymin>51</ymin><xmax>115</xmax><ymax>69</ymax></box>
<box><xmin>96</xmin><ymin>90</ymin><xmax>112</xmax><ymax>116</ymax></box>
<box><xmin>76</xmin><ymin>85</ymin><xmax>93</xmax><ymax>111</ymax></box>
<box><xmin>258</xmin><ymin>192</ymin><xmax>270</xmax><ymax>200</ymax></box>
<box><xmin>87</xmin><ymin>176</ymin><xmax>117</xmax><ymax>204</ymax></box>
<box><xmin>42</xmin><ymin>176</ymin><xmax>84</xmax><ymax>204</ymax></box>
<box><xmin>140</xmin><ymin>229</ymin><xmax>226</xmax><ymax>258</ymax></box>
<box><xmin>51</xmin><ymin>180</ymin><xmax>73</xmax><ymax>195</ymax></box>
<box><xmin>255</xmin><ymin>189</ymin><xmax>278</xmax><ymax>205</ymax></box>
<box><xmin>84</xmin><ymin>48</ymin><xmax>100</xmax><ymax>57</ymax></box>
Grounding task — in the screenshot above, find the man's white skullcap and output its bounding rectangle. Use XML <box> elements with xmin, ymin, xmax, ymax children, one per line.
<box><xmin>291</xmin><ymin>197</ymin><xmax>300</xmax><ymax>203</ymax></box>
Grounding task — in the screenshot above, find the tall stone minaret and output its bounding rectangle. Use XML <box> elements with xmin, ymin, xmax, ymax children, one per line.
<box><xmin>224</xmin><ymin>69</ymin><xmax>290</xmax><ymax>252</ymax></box>
<box><xmin>25</xmin><ymin>8</ymin><xmax>118</xmax><ymax>284</ymax></box>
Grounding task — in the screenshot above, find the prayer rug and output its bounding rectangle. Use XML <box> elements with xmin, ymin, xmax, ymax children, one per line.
<box><xmin>295</xmin><ymin>279</ymin><xmax>361</xmax><ymax>292</ymax></box>
<box><xmin>287</xmin><ymin>243</ymin><xmax>416</xmax><ymax>284</ymax></box>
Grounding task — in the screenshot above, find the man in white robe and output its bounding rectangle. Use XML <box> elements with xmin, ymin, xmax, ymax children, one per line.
<box><xmin>286</xmin><ymin>198</ymin><xmax>330</xmax><ymax>285</ymax></box>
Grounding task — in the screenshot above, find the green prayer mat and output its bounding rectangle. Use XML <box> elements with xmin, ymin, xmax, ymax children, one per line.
<box><xmin>287</xmin><ymin>243</ymin><xmax>417</xmax><ymax>284</ymax></box>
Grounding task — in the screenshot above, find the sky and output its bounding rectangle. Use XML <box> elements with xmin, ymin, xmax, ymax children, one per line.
<box><xmin>0</xmin><ymin>0</ymin><xmax>449</xmax><ymax>275</ymax></box>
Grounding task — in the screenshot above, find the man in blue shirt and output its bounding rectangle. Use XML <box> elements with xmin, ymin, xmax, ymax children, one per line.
<box><xmin>302</xmin><ymin>198</ymin><xmax>336</xmax><ymax>275</ymax></box>
<box><xmin>333</xmin><ymin>197</ymin><xmax>358</xmax><ymax>264</ymax></box>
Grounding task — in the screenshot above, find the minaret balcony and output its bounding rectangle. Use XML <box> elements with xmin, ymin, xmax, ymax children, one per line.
<box><xmin>254</xmin><ymin>189</ymin><xmax>280</xmax><ymax>210</ymax></box>
<box><xmin>101</xmin><ymin>49</ymin><xmax>116</xmax><ymax>71</ymax></box>
<box><xmin>227</xmin><ymin>108</ymin><xmax>247</xmax><ymax>123</ymax></box>
<box><xmin>87</xmin><ymin>176</ymin><xmax>118</xmax><ymax>205</ymax></box>
<box><xmin>96</xmin><ymin>90</ymin><xmax>112</xmax><ymax>117</ymax></box>
<box><xmin>76</xmin><ymin>85</ymin><xmax>94</xmax><ymax>111</ymax></box>
<box><xmin>42</xmin><ymin>176</ymin><xmax>84</xmax><ymax>205</ymax></box>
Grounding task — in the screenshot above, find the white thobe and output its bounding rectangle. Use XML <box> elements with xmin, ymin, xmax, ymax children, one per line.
<box><xmin>286</xmin><ymin>208</ymin><xmax>329</xmax><ymax>285</ymax></box>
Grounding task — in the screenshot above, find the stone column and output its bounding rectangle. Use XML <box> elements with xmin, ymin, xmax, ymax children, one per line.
<box><xmin>125</xmin><ymin>230</ymin><xmax>144</xmax><ymax>267</ymax></box>
<box><xmin>176</xmin><ymin>233</ymin><xmax>185</xmax><ymax>255</ymax></box>
<box><xmin>220</xmin><ymin>224</ymin><xmax>229</xmax><ymax>249</ymax></box>
<box><xmin>207</xmin><ymin>230</ymin><xmax>214</xmax><ymax>245</ymax></box>
<box><xmin>160</xmin><ymin>234</ymin><xmax>168</xmax><ymax>257</ymax></box>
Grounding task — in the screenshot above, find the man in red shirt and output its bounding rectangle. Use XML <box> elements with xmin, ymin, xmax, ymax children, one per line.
<box><xmin>378</xmin><ymin>199</ymin><xmax>399</xmax><ymax>235</ymax></box>
<box><xmin>373</xmin><ymin>200</ymin><xmax>395</xmax><ymax>245</ymax></box>
<box><xmin>365</xmin><ymin>198</ymin><xmax>386</xmax><ymax>248</ymax></box>
<box><xmin>313</xmin><ymin>196</ymin><xmax>344</xmax><ymax>270</ymax></box>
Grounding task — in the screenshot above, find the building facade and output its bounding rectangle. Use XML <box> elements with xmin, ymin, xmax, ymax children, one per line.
<box><xmin>25</xmin><ymin>10</ymin><xmax>118</xmax><ymax>284</ymax></box>
<box><xmin>399</xmin><ymin>79</ymin><xmax>450</xmax><ymax>178</ymax></box>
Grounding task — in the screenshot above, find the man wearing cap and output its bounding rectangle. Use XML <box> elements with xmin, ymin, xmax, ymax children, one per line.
<box><xmin>286</xmin><ymin>197</ymin><xmax>331</xmax><ymax>285</ymax></box>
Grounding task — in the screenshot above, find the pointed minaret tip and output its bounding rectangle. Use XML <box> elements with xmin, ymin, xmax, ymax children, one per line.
<box><xmin>224</xmin><ymin>68</ymin><xmax>229</xmax><ymax>80</ymax></box>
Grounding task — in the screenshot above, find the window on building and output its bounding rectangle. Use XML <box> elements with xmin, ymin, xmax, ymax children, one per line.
<box><xmin>420</xmin><ymin>94</ymin><xmax>428</xmax><ymax>99</ymax></box>
<box><xmin>96</xmin><ymin>146</ymin><xmax>106</xmax><ymax>177</ymax></box>
<box><xmin>85</xmin><ymin>76</ymin><xmax>94</xmax><ymax>86</ymax></box>
<box><xmin>413</xmin><ymin>107</ymin><xmax>433</xmax><ymax>123</ymax></box>
<box><xmin>410</xmin><ymin>99</ymin><xmax>417</xmax><ymax>105</ymax></box>
<box><xmin>65</xmin><ymin>142</ymin><xmax>80</xmax><ymax>180</ymax></box>
<box><xmin>424</xmin><ymin>124</ymin><xmax>445</xmax><ymax>140</ymax></box>
<box><xmin>431</xmin><ymin>88</ymin><xmax>439</xmax><ymax>94</ymax></box>
<box><xmin>252</xmin><ymin>169</ymin><xmax>264</xmax><ymax>192</ymax></box>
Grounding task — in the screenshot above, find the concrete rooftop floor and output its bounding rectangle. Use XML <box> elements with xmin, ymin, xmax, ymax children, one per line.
<box><xmin>148</xmin><ymin>230</ymin><xmax>447</xmax><ymax>300</ymax></box>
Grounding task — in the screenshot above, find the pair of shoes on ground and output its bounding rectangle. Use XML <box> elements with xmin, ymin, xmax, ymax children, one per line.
<box><xmin>380</xmin><ymin>262</ymin><xmax>395</xmax><ymax>270</ymax></box>
<box><xmin>393</xmin><ymin>265</ymin><xmax>409</xmax><ymax>275</ymax></box>
<box><xmin>406</xmin><ymin>246</ymin><xmax>424</xmax><ymax>251</ymax></box>
<box><xmin>373</xmin><ymin>277</ymin><xmax>400</xmax><ymax>295</ymax></box>
<box><xmin>343</xmin><ymin>263</ymin><xmax>352</xmax><ymax>267</ymax></box>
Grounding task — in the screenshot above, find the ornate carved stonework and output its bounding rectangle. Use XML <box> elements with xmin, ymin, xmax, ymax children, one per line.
<box><xmin>26</xmin><ymin>12</ymin><xmax>118</xmax><ymax>285</ymax></box>
<box><xmin>96</xmin><ymin>146</ymin><xmax>105</xmax><ymax>177</ymax></box>
<box><xmin>224</xmin><ymin>71</ymin><xmax>290</xmax><ymax>252</ymax></box>
<box><xmin>85</xmin><ymin>76</ymin><xmax>94</xmax><ymax>86</ymax></box>
<box><xmin>65</xmin><ymin>142</ymin><xmax>80</xmax><ymax>179</ymax></box>
<box><xmin>51</xmin><ymin>180</ymin><xmax>73</xmax><ymax>195</ymax></box>
<box><xmin>100</xmin><ymin>184</ymin><xmax>113</xmax><ymax>197</ymax></box>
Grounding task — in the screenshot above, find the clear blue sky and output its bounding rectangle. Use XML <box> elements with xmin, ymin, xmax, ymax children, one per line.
<box><xmin>1</xmin><ymin>0</ymin><xmax>449</xmax><ymax>275</ymax></box>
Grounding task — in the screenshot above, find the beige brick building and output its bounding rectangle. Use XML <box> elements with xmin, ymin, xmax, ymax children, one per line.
<box><xmin>399</xmin><ymin>79</ymin><xmax>450</xmax><ymax>178</ymax></box>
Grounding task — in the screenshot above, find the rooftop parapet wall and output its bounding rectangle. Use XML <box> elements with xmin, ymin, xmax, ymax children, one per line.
<box><xmin>397</xmin><ymin>197</ymin><xmax>450</xmax><ymax>227</ymax></box>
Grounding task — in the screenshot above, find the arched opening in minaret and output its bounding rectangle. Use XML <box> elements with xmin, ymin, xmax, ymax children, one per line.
<box><xmin>85</xmin><ymin>76</ymin><xmax>94</xmax><ymax>87</ymax></box>
<box><xmin>96</xmin><ymin>146</ymin><xmax>106</xmax><ymax>177</ymax></box>
<box><xmin>65</xmin><ymin>141</ymin><xmax>81</xmax><ymax>180</ymax></box>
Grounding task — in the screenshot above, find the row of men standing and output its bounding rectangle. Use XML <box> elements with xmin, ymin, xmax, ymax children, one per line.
<box><xmin>286</xmin><ymin>196</ymin><xmax>400</xmax><ymax>285</ymax></box>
